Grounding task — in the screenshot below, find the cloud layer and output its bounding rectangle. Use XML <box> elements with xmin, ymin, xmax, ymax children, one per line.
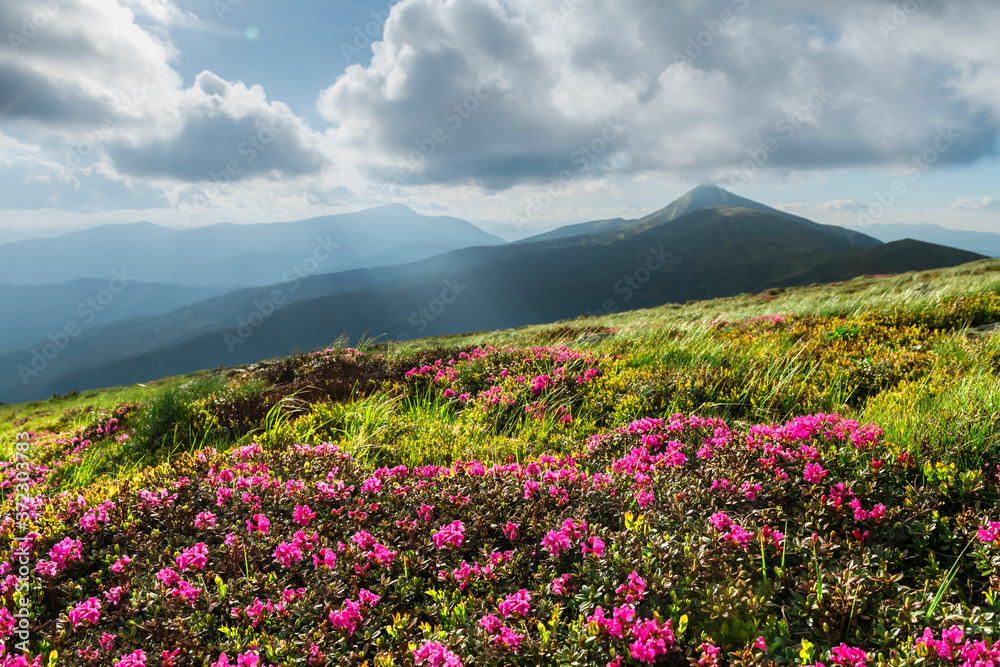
<box><xmin>1</xmin><ymin>0</ymin><xmax>998</xmax><ymax>218</ymax></box>
<box><xmin>317</xmin><ymin>0</ymin><xmax>1000</xmax><ymax>192</ymax></box>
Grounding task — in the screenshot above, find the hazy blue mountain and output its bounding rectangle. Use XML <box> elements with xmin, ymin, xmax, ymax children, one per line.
<box><xmin>0</xmin><ymin>205</ymin><xmax>503</xmax><ymax>288</ymax></box>
<box><xmin>520</xmin><ymin>185</ymin><xmax>881</xmax><ymax>247</ymax></box>
<box><xmin>467</xmin><ymin>218</ymin><xmax>566</xmax><ymax>242</ymax></box>
<box><xmin>857</xmin><ymin>222</ymin><xmax>1000</xmax><ymax>258</ymax></box>
<box><xmin>0</xmin><ymin>223</ymin><xmax>93</xmax><ymax>244</ymax></box>
<box><xmin>0</xmin><ymin>280</ymin><xmax>231</xmax><ymax>355</ymax></box>
<box><xmin>2</xmin><ymin>205</ymin><xmax>981</xmax><ymax>402</ymax></box>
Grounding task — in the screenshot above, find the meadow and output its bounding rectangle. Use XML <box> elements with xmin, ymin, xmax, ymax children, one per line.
<box><xmin>2</xmin><ymin>259</ymin><xmax>1000</xmax><ymax>666</ymax></box>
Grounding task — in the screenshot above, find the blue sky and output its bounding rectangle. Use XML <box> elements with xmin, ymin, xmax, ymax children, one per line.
<box><xmin>1</xmin><ymin>0</ymin><xmax>998</xmax><ymax>235</ymax></box>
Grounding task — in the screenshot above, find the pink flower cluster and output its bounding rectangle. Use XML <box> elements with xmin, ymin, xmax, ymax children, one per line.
<box><xmin>175</xmin><ymin>543</ymin><xmax>209</xmax><ymax>571</ymax></box>
<box><xmin>68</xmin><ymin>597</ymin><xmax>101</xmax><ymax>626</ymax></box>
<box><xmin>829</xmin><ymin>643</ymin><xmax>869</xmax><ymax>667</ymax></box>
<box><xmin>328</xmin><ymin>589</ymin><xmax>379</xmax><ymax>636</ymax></box>
<box><xmin>615</xmin><ymin>571</ymin><xmax>646</xmax><ymax>605</ymax></box>
<box><xmin>917</xmin><ymin>626</ymin><xmax>1000</xmax><ymax>664</ymax></box>
<box><xmin>479</xmin><ymin>614</ymin><xmax>524</xmax><ymax>652</ymax></box>
<box><xmin>588</xmin><ymin>604</ymin><xmax>676</xmax><ymax>664</ymax></box>
<box><xmin>433</xmin><ymin>521</ymin><xmax>466</xmax><ymax>550</ymax></box>
<box><xmin>542</xmin><ymin>518</ymin><xmax>587</xmax><ymax>558</ymax></box>
<box><xmin>413</xmin><ymin>640</ymin><xmax>463</xmax><ymax>667</ymax></box>
<box><xmin>978</xmin><ymin>521</ymin><xmax>1000</xmax><ymax>543</ymax></box>
<box><xmin>498</xmin><ymin>589</ymin><xmax>531</xmax><ymax>618</ymax></box>
<box><xmin>36</xmin><ymin>537</ymin><xmax>82</xmax><ymax>576</ymax></box>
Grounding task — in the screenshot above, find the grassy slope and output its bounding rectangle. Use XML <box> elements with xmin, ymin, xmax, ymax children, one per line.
<box><xmin>2</xmin><ymin>259</ymin><xmax>1000</xmax><ymax>665</ymax></box>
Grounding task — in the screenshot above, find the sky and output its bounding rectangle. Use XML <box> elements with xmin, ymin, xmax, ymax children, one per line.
<box><xmin>1</xmin><ymin>0</ymin><xmax>999</xmax><ymax>237</ymax></box>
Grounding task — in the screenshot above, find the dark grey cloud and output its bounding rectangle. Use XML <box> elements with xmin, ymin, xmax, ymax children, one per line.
<box><xmin>0</xmin><ymin>65</ymin><xmax>112</xmax><ymax>126</ymax></box>
<box><xmin>107</xmin><ymin>100</ymin><xmax>326</xmax><ymax>182</ymax></box>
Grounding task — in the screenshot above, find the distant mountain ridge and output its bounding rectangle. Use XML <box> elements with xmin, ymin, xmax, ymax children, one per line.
<box><xmin>0</xmin><ymin>280</ymin><xmax>231</xmax><ymax>355</ymax></box>
<box><xmin>520</xmin><ymin>185</ymin><xmax>881</xmax><ymax>247</ymax></box>
<box><xmin>859</xmin><ymin>222</ymin><xmax>1000</xmax><ymax>258</ymax></box>
<box><xmin>0</xmin><ymin>204</ymin><xmax>503</xmax><ymax>288</ymax></box>
<box><xmin>1</xmin><ymin>196</ymin><xmax>982</xmax><ymax>402</ymax></box>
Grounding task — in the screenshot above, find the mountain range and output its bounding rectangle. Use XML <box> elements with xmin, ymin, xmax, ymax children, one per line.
<box><xmin>0</xmin><ymin>205</ymin><xmax>502</xmax><ymax>288</ymax></box>
<box><xmin>861</xmin><ymin>222</ymin><xmax>1000</xmax><ymax>258</ymax></box>
<box><xmin>0</xmin><ymin>186</ymin><xmax>985</xmax><ymax>403</ymax></box>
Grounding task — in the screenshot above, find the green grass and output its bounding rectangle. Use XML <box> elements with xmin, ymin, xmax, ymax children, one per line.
<box><xmin>3</xmin><ymin>259</ymin><xmax>999</xmax><ymax>483</ymax></box>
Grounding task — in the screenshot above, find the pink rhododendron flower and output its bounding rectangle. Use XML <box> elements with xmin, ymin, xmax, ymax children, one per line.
<box><xmin>583</xmin><ymin>536</ymin><xmax>605</xmax><ymax>558</ymax></box>
<box><xmin>503</xmin><ymin>521</ymin><xmax>520</xmax><ymax>540</ymax></box>
<box><xmin>114</xmin><ymin>650</ymin><xmax>147</xmax><ymax>667</ymax></box>
<box><xmin>0</xmin><ymin>609</ymin><xmax>14</xmax><ymax>639</ymax></box>
<box><xmin>246</xmin><ymin>598</ymin><xmax>273</xmax><ymax>628</ymax></box>
<box><xmin>156</xmin><ymin>568</ymin><xmax>181</xmax><ymax>587</ymax></box>
<box><xmin>313</xmin><ymin>548</ymin><xmax>337</xmax><ymax>569</ymax></box>
<box><xmin>110</xmin><ymin>555</ymin><xmax>131</xmax><ymax>573</ymax></box>
<box><xmin>329</xmin><ymin>598</ymin><xmax>364</xmax><ymax>636</ymax></box>
<box><xmin>803</xmin><ymin>462</ymin><xmax>827</xmax><ymax>484</ymax></box>
<box><xmin>552</xmin><ymin>573</ymin><xmax>572</xmax><ymax>595</ymax></box>
<box><xmin>709</xmin><ymin>512</ymin><xmax>732</xmax><ymax>531</ymax></box>
<box><xmin>274</xmin><ymin>541</ymin><xmax>303</xmax><ymax>567</ymax></box>
<box><xmin>358</xmin><ymin>588</ymin><xmax>380</xmax><ymax>606</ymax></box>
<box><xmin>699</xmin><ymin>643</ymin><xmax>721</xmax><ymax>667</ymax></box>
<box><xmin>104</xmin><ymin>586</ymin><xmax>124</xmax><ymax>605</ymax></box>
<box><xmin>194</xmin><ymin>512</ymin><xmax>216</xmax><ymax>529</ymax></box>
<box><xmin>292</xmin><ymin>505</ymin><xmax>316</xmax><ymax>526</ymax></box>
<box><xmin>68</xmin><ymin>597</ymin><xmax>101</xmax><ymax>626</ymax></box>
<box><xmin>171</xmin><ymin>580</ymin><xmax>201</xmax><ymax>605</ymax></box>
<box><xmin>542</xmin><ymin>529</ymin><xmax>571</xmax><ymax>557</ymax></box>
<box><xmin>479</xmin><ymin>614</ymin><xmax>503</xmax><ymax>634</ymax></box>
<box><xmin>433</xmin><ymin>521</ymin><xmax>465</xmax><ymax>549</ymax></box>
<box><xmin>616</xmin><ymin>571</ymin><xmax>646</xmax><ymax>604</ymax></box>
<box><xmin>413</xmin><ymin>640</ymin><xmax>462</xmax><ymax>666</ymax></box>
<box><xmin>830</xmin><ymin>644</ymin><xmax>868</xmax><ymax>667</ymax></box>
<box><xmin>175</xmin><ymin>543</ymin><xmax>209</xmax><ymax>571</ymax></box>
<box><xmin>498</xmin><ymin>589</ymin><xmax>531</xmax><ymax>618</ymax></box>
<box><xmin>246</xmin><ymin>514</ymin><xmax>270</xmax><ymax>535</ymax></box>
<box><xmin>978</xmin><ymin>521</ymin><xmax>1000</xmax><ymax>542</ymax></box>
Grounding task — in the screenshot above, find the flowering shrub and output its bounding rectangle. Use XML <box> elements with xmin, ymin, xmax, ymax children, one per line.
<box><xmin>4</xmin><ymin>283</ymin><xmax>1000</xmax><ymax>665</ymax></box>
<box><xmin>1</xmin><ymin>403</ymin><xmax>998</xmax><ymax>666</ymax></box>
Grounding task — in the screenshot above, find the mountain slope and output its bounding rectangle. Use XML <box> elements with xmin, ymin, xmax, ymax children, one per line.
<box><xmin>521</xmin><ymin>185</ymin><xmax>881</xmax><ymax>247</ymax></box>
<box><xmin>0</xmin><ymin>205</ymin><xmax>503</xmax><ymax>288</ymax></box>
<box><xmin>860</xmin><ymin>222</ymin><xmax>1000</xmax><ymax>258</ymax></box>
<box><xmin>5</xmin><ymin>206</ymin><xmax>981</xmax><ymax>402</ymax></box>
